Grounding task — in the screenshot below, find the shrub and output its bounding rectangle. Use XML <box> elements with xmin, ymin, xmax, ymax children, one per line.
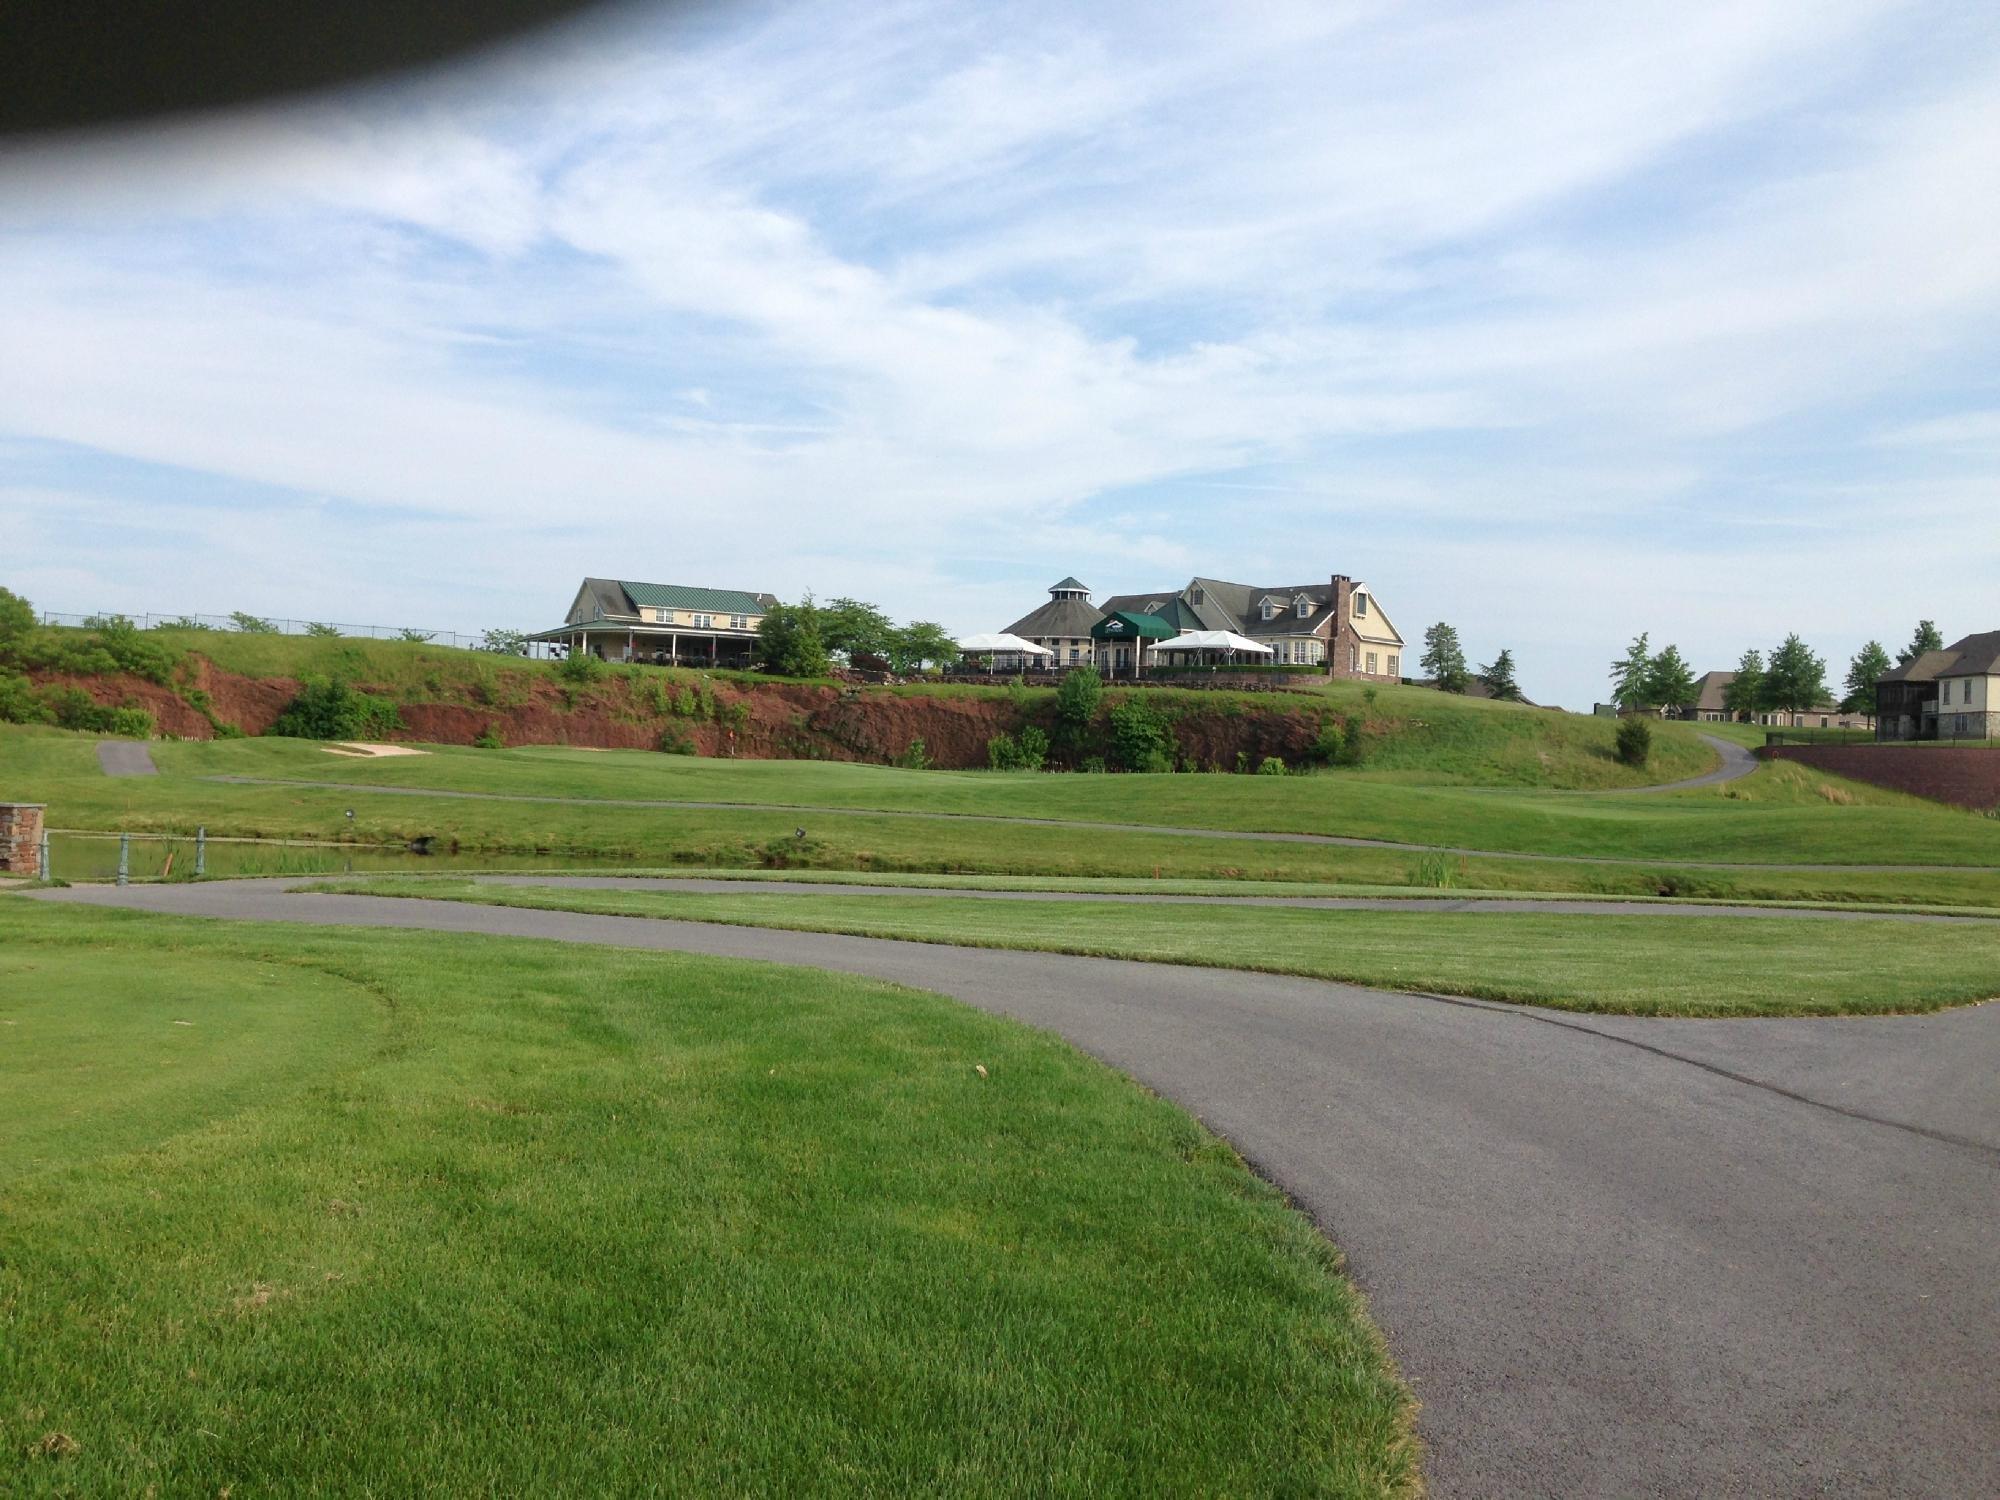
<box><xmin>396</xmin><ymin>628</ymin><xmax>434</xmax><ymax>644</ymax></box>
<box><xmin>105</xmin><ymin>705</ymin><xmax>155</xmax><ymax>738</ymax></box>
<box><xmin>987</xmin><ymin>724</ymin><xmax>1050</xmax><ymax>771</ymax></box>
<box><xmin>657</xmin><ymin>728</ymin><xmax>698</xmax><ymax>755</ymax></box>
<box><xmin>304</xmin><ymin>621</ymin><xmax>343</xmax><ymax>638</ymax></box>
<box><xmin>229</xmin><ymin>611</ymin><xmax>280</xmax><ymax>634</ymax></box>
<box><xmin>0</xmin><ymin>671</ymin><xmax>50</xmax><ymax>723</ymax></box>
<box><xmin>894</xmin><ymin>737</ymin><xmax>932</xmax><ymax>770</ymax></box>
<box><xmin>555</xmin><ymin>650</ymin><xmax>605</xmax><ymax>685</ymax></box>
<box><xmin>1615</xmin><ymin>716</ymin><xmax>1653</xmax><ymax>767</ymax></box>
<box><xmin>1409</xmin><ymin>852</ymin><xmax>1454</xmax><ymax>888</ymax></box>
<box><xmin>479</xmin><ymin>628</ymin><xmax>529</xmax><ymax>655</ymax></box>
<box><xmin>1079</xmin><ymin>755</ymin><xmax>1107</xmax><ymax>774</ymax></box>
<box><xmin>270</xmin><ymin>677</ymin><xmax>404</xmax><ymax>741</ymax></box>
<box><xmin>1054</xmin><ymin>667</ymin><xmax>1103</xmax><ymax>750</ymax></box>
<box><xmin>1256</xmin><ymin>755</ymin><xmax>1287</xmax><ymax>775</ymax></box>
<box><xmin>1306</xmin><ymin>718</ymin><xmax>1345</xmax><ymax>765</ymax></box>
<box><xmin>472</xmin><ymin>724</ymin><xmax>505</xmax><ymax>749</ymax></box>
<box><xmin>0</xmin><ymin>586</ymin><xmax>35</xmax><ymax>655</ymax></box>
<box><xmin>1108</xmin><ymin>697</ymin><xmax>1173</xmax><ymax>772</ymax></box>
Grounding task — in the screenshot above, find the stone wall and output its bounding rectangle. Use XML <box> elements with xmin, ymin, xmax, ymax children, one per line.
<box><xmin>1760</xmin><ymin>746</ymin><xmax>2000</xmax><ymax>812</ymax></box>
<box><xmin>0</xmin><ymin>803</ymin><xmax>47</xmax><ymax>874</ymax></box>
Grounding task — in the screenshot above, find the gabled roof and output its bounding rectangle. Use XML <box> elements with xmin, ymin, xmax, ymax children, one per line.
<box><xmin>1003</xmin><ymin>595</ymin><xmax>1105</xmax><ymax>638</ymax></box>
<box><xmin>620</xmin><ymin>580</ymin><xmax>776</xmax><ymax>615</ymax></box>
<box><xmin>1937</xmin><ymin>631</ymin><xmax>2000</xmax><ymax>676</ymax></box>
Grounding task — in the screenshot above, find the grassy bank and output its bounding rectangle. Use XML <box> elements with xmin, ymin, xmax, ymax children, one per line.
<box><xmin>0</xmin><ymin>899</ymin><xmax>1414</xmax><ymax>1496</ymax></box>
<box><xmin>305</xmin><ymin>879</ymin><xmax>2000</xmax><ymax>1017</ymax></box>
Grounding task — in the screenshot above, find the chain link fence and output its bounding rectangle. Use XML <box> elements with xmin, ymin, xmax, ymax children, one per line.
<box><xmin>35</xmin><ymin>609</ymin><xmax>523</xmax><ymax>652</ymax></box>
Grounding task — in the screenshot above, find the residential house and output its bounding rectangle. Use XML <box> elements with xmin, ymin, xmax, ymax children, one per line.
<box><xmin>531</xmin><ymin>578</ymin><xmax>778</xmax><ymax>667</ymax></box>
<box><xmin>1000</xmin><ymin>578</ymin><xmax>1104</xmax><ymax>670</ymax></box>
<box><xmin>1075</xmin><ymin>573</ymin><xmax>1403</xmax><ymax>678</ymax></box>
<box><xmin>1675</xmin><ymin>670</ymin><xmax>1872</xmax><ymax>729</ymax></box>
<box><xmin>1875</xmin><ymin>631</ymin><xmax>2000</xmax><ymax>741</ymax></box>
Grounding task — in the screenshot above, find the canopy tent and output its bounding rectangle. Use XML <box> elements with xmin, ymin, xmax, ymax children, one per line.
<box><xmin>956</xmin><ymin>633</ymin><xmax>1052</xmax><ymax>655</ymax></box>
<box><xmin>1149</xmin><ymin>630</ymin><xmax>1273</xmax><ymax>655</ymax></box>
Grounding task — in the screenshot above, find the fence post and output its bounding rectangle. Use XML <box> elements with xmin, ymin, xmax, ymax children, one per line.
<box><xmin>196</xmin><ymin>826</ymin><xmax>207</xmax><ymax>877</ymax></box>
<box><xmin>39</xmin><ymin>832</ymin><xmax>50</xmax><ymax>881</ymax></box>
<box><xmin>117</xmin><ymin>833</ymin><xmax>130</xmax><ymax>887</ymax></box>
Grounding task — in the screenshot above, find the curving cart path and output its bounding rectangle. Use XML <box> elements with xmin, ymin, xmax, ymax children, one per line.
<box><xmin>28</xmin><ymin>878</ymin><xmax>2000</xmax><ymax>1499</ymax></box>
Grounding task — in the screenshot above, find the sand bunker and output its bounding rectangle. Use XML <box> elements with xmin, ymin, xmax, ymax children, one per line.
<box><xmin>321</xmin><ymin>742</ymin><xmax>431</xmax><ymax>758</ymax></box>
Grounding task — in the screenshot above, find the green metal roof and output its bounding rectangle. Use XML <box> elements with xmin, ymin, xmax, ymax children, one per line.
<box><xmin>1090</xmin><ymin>610</ymin><xmax>1176</xmax><ymax>641</ymax></box>
<box><xmin>1050</xmin><ymin>576</ymin><xmax>1089</xmax><ymax>592</ymax></box>
<box><xmin>619</xmin><ymin>581</ymin><xmax>767</xmax><ymax>614</ymax></box>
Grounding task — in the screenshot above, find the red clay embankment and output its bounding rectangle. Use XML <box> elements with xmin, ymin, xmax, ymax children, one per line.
<box><xmin>1761</xmin><ymin>744</ymin><xmax>2000</xmax><ymax>812</ymax></box>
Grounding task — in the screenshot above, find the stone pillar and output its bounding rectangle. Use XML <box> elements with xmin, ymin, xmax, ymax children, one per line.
<box><xmin>0</xmin><ymin>803</ymin><xmax>47</xmax><ymax>873</ymax></box>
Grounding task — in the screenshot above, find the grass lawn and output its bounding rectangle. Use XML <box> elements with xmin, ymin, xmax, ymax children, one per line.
<box><xmin>7</xmin><ymin>725</ymin><xmax>1999</xmax><ymax>873</ymax></box>
<box><xmin>306</xmin><ymin>879</ymin><xmax>2000</xmax><ymax>1017</ymax></box>
<box><xmin>0</xmin><ymin>899</ymin><xmax>1413</xmax><ymax>1496</ymax></box>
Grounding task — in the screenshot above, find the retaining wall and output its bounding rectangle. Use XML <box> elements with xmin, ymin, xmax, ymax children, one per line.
<box><xmin>1760</xmin><ymin>745</ymin><xmax>2000</xmax><ymax>812</ymax></box>
<box><xmin>0</xmin><ymin>803</ymin><xmax>46</xmax><ymax>873</ymax></box>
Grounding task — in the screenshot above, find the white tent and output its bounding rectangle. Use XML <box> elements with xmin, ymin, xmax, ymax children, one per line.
<box><xmin>1149</xmin><ymin>630</ymin><xmax>1273</xmax><ymax>655</ymax></box>
<box><xmin>956</xmin><ymin>632</ymin><xmax>1053</xmax><ymax>655</ymax></box>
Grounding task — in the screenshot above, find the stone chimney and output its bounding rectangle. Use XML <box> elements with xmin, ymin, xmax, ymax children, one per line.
<box><xmin>1327</xmin><ymin>575</ymin><xmax>1355</xmax><ymax>678</ymax></box>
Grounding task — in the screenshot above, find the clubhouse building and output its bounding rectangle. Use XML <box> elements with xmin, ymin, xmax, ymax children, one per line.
<box><xmin>531</xmin><ymin>578</ymin><xmax>778</xmax><ymax>667</ymax></box>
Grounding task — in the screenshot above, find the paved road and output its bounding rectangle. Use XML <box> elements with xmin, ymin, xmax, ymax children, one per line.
<box><xmin>1588</xmin><ymin>732</ymin><xmax>1760</xmax><ymax>794</ymax></box>
<box><xmin>204</xmin><ymin>774</ymin><xmax>1990</xmax><ymax>872</ymax></box>
<box><xmin>475</xmin><ymin>874</ymin><xmax>1998</xmax><ymax>923</ymax></box>
<box><xmin>95</xmin><ymin>739</ymin><xmax>157</xmax><ymax>776</ymax></box>
<box><xmin>30</xmin><ymin>879</ymin><xmax>1998</xmax><ymax>1498</ymax></box>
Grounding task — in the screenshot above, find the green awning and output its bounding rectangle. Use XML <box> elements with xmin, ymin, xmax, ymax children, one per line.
<box><xmin>1090</xmin><ymin>610</ymin><xmax>1176</xmax><ymax>642</ymax></box>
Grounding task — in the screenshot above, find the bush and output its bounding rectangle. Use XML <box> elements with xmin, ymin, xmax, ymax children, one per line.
<box><xmin>657</xmin><ymin>728</ymin><xmax>698</xmax><ymax>755</ymax></box>
<box><xmin>105</xmin><ymin>705</ymin><xmax>155</xmax><ymax>737</ymax></box>
<box><xmin>1079</xmin><ymin>755</ymin><xmax>1107</xmax><ymax>774</ymax></box>
<box><xmin>1256</xmin><ymin>755</ymin><xmax>1286</xmax><ymax>775</ymax></box>
<box><xmin>1306</xmin><ymin>718</ymin><xmax>1345</xmax><ymax>765</ymax></box>
<box><xmin>987</xmin><ymin>724</ymin><xmax>1050</xmax><ymax>771</ymax></box>
<box><xmin>555</xmin><ymin>651</ymin><xmax>605</xmax><ymax>685</ymax></box>
<box><xmin>270</xmin><ymin>677</ymin><xmax>404</xmax><ymax>741</ymax></box>
<box><xmin>894</xmin><ymin>737</ymin><xmax>932</xmax><ymax>770</ymax></box>
<box><xmin>1054</xmin><ymin>667</ymin><xmax>1103</xmax><ymax>750</ymax></box>
<box><xmin>305</xmin><ymin>621</ymin><xmax>343</xmax><ymax>638</ymax></box>
<box><xmin>1615</xmin><ymin>716</ymin><xmax>1652</xmax><ymax>767</ymax></box>
<box><xmin>1408</xmin><ymin>853</ymin><xmax>1454</xmax><ymax>888</ymax></box>
<box><xmin>0</xmin><ymin>586</ymin><xmax>35</xmax><ymax>655</ymax></box>
<box><xmin>472</xmin><ymin>724</ymin><xmax>505</xmax><ymax>749</ymax></box>
<box><xmin>229</xmin><ymin>611</ymin><xmax>280</xmax><ymax>634</ymax></box>
<box><xmin>34</xmin><ymin>686</ymin><xmax>153</xmax><ymax>736</ymax></box>
<box><xmin>1108</xmin><ymin>697</ymin><xmax>1173</xmax><ymax>772</ymax></box>
<box><xmin>0</xmin><ymin>671</ymin><xmax>49</xmax><ymax>724</ymax></box>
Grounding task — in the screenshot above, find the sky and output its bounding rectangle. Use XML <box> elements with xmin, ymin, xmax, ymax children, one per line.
<box><xmin>3</xmin><ymin>0</ymin><xmax>1997</xmax><ymax>709</ymax></box>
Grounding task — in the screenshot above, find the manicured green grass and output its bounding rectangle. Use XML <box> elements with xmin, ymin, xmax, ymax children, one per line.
<box><xmin>8</xmin><ymin>724</ymin><xmax>1996</xmax><ymax>874</ymax></box>
<box><xmin>0</xmin><ymin>899</ymin><xmax>1414</xmax><ymax>1496</ymax></box>
<box><xmin>309</xmin><ymin>879</ymin><xmax>2000</xmax><ymax>1017</ymax></box>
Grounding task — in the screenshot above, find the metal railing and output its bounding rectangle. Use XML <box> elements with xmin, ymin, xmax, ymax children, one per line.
<box><xmin>35</xmin><ymin>609</ymin><xmax>507</xmax><ymax>651</ymax></box>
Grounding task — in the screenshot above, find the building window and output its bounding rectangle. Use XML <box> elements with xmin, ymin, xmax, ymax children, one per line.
<box><xmin>1366</xmin><ymin>651</ymin><xmax>1378</xmax><ymax>674</ymax></box>
<box><xmin>1820</xmin><ymin>717</ymin><xmax>1829</xmax><ymax>727</ymax></box>
<box><xmin>654</xmin><ymin>608</ymin><xmax>675</xmax><ymax>624</ymax></box>
<box><xmin>730</xmin><ymin>614</ymin><xmax>749</xmax><ymax>630</ymax></box>
<box><xmin>1354</xmin><ymin>593</ymin><xmax>1368</xmax><ymax>617</ymax></box>
<box><xmin>1388</xmin><ymin>654</ymin><xmax>1399</xmax><ymax>676</ymax></box>
<box><xmin>1943</xmin><ymin>681</ymin><xmax>1952</xmax><ymax>704</ymax></box>
<box><xmin>1297</xmin><ymin>598</ymin><xmax>1312</xmax><ymax>618</ymax></box>
<box><xmin>693</xmin><ymin>614</ymin><xmax>714</xmax><ymax>629</ymax></box>
<box><xmin>1349</xmin><ymin>645</ymin><xmax>1358</xmax><ymax>670</ymax></box>
<box><xmin>1069</xmin><ymin>647</ymin><xmax>1081</xmax><ymax>664</ymax></box>
<box><xmin>1262</xmin><ymin>601</ymin><xmax>1278</xmax><ymax>620</ymax></box>
<box><xmin>1190</xmin><ymin>587</ymin><xmax>1203</xmax><ymax>605</ymax></box>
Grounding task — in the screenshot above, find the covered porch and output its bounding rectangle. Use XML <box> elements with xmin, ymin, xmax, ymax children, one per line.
<box><xmin>1090</xmin><ymin>611</ymin><xmax>1176</xmax><ymax>678</ymax></box>
<box><xmin>527</xmin><ymin>621</ymin><xmax>759</xmax><ymax>669</ymax></box>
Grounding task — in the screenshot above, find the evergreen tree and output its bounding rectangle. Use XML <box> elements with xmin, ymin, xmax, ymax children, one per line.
<box><xmin>1609</xmin><ymin>632</ymin><xmax>1653</xmax><ymax>711</ymax></box>
<box><xmin>1645</xmin><ymin>644</ymin><xmax>1698</xmax><ymax>715</ymax></box>
<box><xmin>1762</xmin><ymin>634</ymin><xmax>1828</xmax><ymax>718</ymax></box>
<box><xmin>1479</xmin><ymin>648</ymin><xmax>1521</xmax><ymax>701</ymax></box>
<box><xmin>1722</xmin><ymin>649</ymin><xmax>1764</xmax><ymax>721</ymax></box>
<box><xmin>1421</xmin><ymin>622</ymin><xmax>1469</xmax><ymax>693</ymax></box>
<box><xmin>1897</xmin><ymin>620</ymin><xmax>1943</xmax><ymax>666</ymax></box>
<box><xmin>1842</xmin><ymin>640</ymin><xmax>1892</xmax><ymax>715</ymax></box>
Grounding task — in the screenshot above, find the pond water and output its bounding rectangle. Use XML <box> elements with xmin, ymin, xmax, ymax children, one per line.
<box><xmin>44</xmin><ymin>834</ymin><xmax>647</xmax><ymax>882</ymax></box>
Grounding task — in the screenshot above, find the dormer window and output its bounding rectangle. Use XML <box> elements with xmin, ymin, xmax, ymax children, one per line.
<box><xmin>1146</xmin><ymin>601</ymin><xmax>1163</xmax><ymax>614</ymax></box>
<box><xmin>1354</xmin><ymin>593</ymin><xmax>1369</xmax><ymax>618</ymax></box>
<box><xmin>1262</xmin><ymin>601</ymin><xmax>1279</xmax><ymax>621</ymax></box>
<box><xmin>1190</xmin><ymin>587</ymin><xmax>1204</xmax><ymax>606</ymax></box>
<box><xmin>1297</xmin><ymin>598</ymin><xmax>1312</xmax><ymax>618</ymax></box>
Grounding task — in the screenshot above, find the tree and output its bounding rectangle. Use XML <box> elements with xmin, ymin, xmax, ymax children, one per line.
<box><xmin>478</xmin><ymin>628</ymin><xmax>529</xmax><ymax>656</ymax></box>
<box><xmin>0</xmin><ymin>586</ymin><xmax>35</xmax><ymax>657</ymax></box>
<box><xmin>1646</xmin><ymin>644</ymin><xmax>1698</xmax><ymax>715</ymax></box>
<box><xmin>1897</xmin><ymin>620</ymin><xmax>1943</xmax><ymax>666</ymax></box>
<box><xmin>304</xmin><ymin>621</ymin><xmax>342</xmax><ymax>638</ymax></box>
<box><xmin>1842</xmin><ymin>640</ymin><xmax>1892</xmax><ymax>715</ymax></box>
<box><xmin>1053</xmin><ymin>665</ymin><xmax>1103</xmax><ymax>753</ymax></box>
<box><xmin>1723</xmin><ymin>649</ymin><xmax>1764</xmax><ymax>721</ymax></box>
<box><xmin>817</xmin><ymin>598</ymin><xmax>896</xmax><ymax>664</ymax></box>
<box><xmin>1609</xmin><ymin>632</ymin><xmax>1653</xmax><ymax>711</ymax></box>
<box><xmin>229</xmin><ymin>611</ymin><xmax>279</xmax><ymax>634</ymax></box>
<box><xmin>755</xmin><ymin>600</ymin><xmax>830</xmax><ymax>678</ymax></box>
<box><xmin>1108</xmin><ymin>696</ymin><xmax>1174</xmax><ymax>772</ymax></box>
<box><xmin>1479</xmin><ymin>649</ymin><xmax>1521</xmax><ymax>701</ymax></box>
<box><xmin>395</xmin><ymin>628</ymin><xmax>433</xmax><ymax>644</ymax></box>
<box><xmin>1615</xmin><ymin>717</ymin><xmax>1651</xmax><ymax>767</ymax></box>
<box><xmin>888</xmin><ymin>621</ymin><xmax>957</xmax><ymax>675</ymax></box>
<box><xmin>1421</xmin><ymin>622</ymin><xmax>1469</xmax><ymax>693</ymax></box>
<box><xmin>1762</xmin><ymin>633</ymin><xmax>1828</xmax><ymax>719</ymax></box>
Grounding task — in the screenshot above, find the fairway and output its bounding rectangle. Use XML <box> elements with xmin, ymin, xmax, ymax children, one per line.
<box><xmin>0</xmin><ymin>900</ymin><xmax>1414</xmax><ymax>1497</ymax></box>
<box><xmin>305</xmin><ymin>877</ymin><xmax>2000</xmax><ymax>1017</ymax></box>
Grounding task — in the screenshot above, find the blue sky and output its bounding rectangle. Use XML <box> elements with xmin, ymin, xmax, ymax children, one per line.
<box><xmin>3</xmin><ymin>0</ymin><xmax>1997</xmax><ymax>708</ymax></box>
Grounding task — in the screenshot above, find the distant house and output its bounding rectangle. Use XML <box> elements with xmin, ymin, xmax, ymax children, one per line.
<box><xmin>1000</xmin><ymin>578</ymin><xmax>1105</xmax><ymax>670</ymax></box>
<box><xmin>998</xmin><ymin>571</ymin><xmax>1403</xmax><ymax>678</ymax></box>
<box><xmin>1674</xmin><ymin>670</ymin><xmax>1872</xmax><ymax>729</ymax></box>
<box><xmin>531</xmin><ymin>578</ymin><xmax>779</xmax><ymax>667</ymax></box>
<box><xmin>1875</xmin><ymin>631</ymin><xmax>2000</xmax><ymax>741</ymax></box>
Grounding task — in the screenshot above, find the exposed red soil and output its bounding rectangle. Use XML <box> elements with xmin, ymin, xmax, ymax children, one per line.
<box><xmin>35</xmin><ymin>657</ymin><xmax>1331</xmax><ymax>771</ymax></box>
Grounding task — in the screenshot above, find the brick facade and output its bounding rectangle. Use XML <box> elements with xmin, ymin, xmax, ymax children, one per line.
<box><xmin>0</xmin><ymin>803</ymin><xmax>47</xmax><ymax>874</ymax></box>
<box><xmin>1760</xmin><ymin>746</ymin><xmax>2000</xmax><ymax>812</ymax></box>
